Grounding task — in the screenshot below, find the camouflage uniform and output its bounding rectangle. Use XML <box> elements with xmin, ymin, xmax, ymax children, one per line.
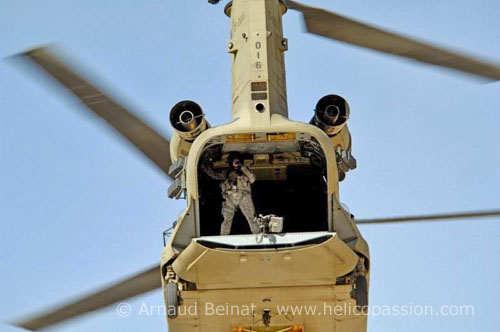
<box><xmin>202</xmin><ymin>164</ymin><xmax>260</xmax><ymax>235</ymax></box>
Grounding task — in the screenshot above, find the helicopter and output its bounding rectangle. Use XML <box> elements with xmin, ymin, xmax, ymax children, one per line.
<box><xmin>5</xmin><ymin>0</ymin><xmax>500</xmax><ymax>331</ymax></box>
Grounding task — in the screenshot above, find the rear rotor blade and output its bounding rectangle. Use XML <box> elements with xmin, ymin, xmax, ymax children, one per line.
<box><xmin>355</xmin><ymin>209</ymin><xmax>500</xmax><ymax>225</ymax></box>
<box><xmin>12</xmin><ymin>265</ymin><xmax>161</xmax><ymax>330</ymax></box>
<box><xmin>287</xmin><ymin>1</ymin><xmax>500</xmax><ymax>81</ymax></box>
<box><xmin>16</xmin><ymin>47</ymin><xmax>174</xmax><ymax>179</ymax></box>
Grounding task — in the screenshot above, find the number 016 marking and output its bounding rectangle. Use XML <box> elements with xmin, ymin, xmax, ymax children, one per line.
<box><xmin>255</xmin><ymin>41</ymin><xmax>262</xmax><ymax>69</ymax></box>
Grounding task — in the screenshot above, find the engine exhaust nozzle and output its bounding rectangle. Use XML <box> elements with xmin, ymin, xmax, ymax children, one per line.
<box><xmin>310</xmin><ymin>94</ymin><xmax>350</xmax><ymax>136</ymax></box>
<box><xmin>178</xmin><ymin>110</ymin><xmax>197</xmax><ymax>131</ymax></box>
<box><xmin>170</xmin><ymin>100</ymin><xmax>208</xmax><ymax>141</ymax></box>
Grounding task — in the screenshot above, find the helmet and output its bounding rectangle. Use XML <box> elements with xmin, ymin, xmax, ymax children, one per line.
<box><xmin>227</xmin><ymin>152</ymin><xmax>242</xmax><ymax>165</ymax></box>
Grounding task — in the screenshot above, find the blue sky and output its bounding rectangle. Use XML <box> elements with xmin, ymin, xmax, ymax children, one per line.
<box><xmin>1</xmin><ymin>0</ymin><xmax>499</xmax><ymax>331</ymax></box>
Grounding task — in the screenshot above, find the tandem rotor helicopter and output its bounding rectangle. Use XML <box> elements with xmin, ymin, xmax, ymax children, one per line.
<box><xmin>8</xmin><ymin>0</ymin><xmax>500</xmax><ymax>331</ymax></box>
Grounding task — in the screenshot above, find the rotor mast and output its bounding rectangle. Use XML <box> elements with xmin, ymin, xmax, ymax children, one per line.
<box><xmin>224</xmin><ymin>0</ymin><xmax>289</xmax><ymax>124</ymax></box>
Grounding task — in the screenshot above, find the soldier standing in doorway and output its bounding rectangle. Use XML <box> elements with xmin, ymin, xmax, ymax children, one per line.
<box><xmin>202</xmin><ymin>152</ymin><xmax>260</xmax><ymax>235</ymax></box>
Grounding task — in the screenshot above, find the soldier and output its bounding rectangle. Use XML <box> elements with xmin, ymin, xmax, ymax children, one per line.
<box><xmin>202</xmin><ymin>153</ymin><xmax>260</xmax><ymax>235</ymax></box>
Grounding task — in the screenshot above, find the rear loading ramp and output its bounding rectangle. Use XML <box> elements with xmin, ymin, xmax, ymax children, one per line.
<box><xmin>172</xmin><ymin>232</ymin><xmax>358</xmax><ymax>290</ymax></box>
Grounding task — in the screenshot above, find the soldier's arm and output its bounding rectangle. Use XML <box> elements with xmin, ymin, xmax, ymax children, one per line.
<box><xmin>201</xmin><ymin>163</ymin><xmax>226</xmax><ymax>180</ymax></box>
<box><xmin>241</xmin><ymin>166</ymin><xmax>256</xmax><ymax>184</ymax></box>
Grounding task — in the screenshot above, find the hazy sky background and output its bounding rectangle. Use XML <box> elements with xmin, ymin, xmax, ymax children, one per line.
<box><xmin>1</xmin><ymin>0</ymin><xmax>499</xmax><ymax>331</ymax></box>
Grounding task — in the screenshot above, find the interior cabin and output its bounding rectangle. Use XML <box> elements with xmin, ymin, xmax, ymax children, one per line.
<box><xmin>197</xmin><ymin>132</ymin><xmax>329</xmax><ymax>236</ymax></box>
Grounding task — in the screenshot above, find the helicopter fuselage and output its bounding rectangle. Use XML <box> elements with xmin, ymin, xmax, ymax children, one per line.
<box><xmin>162</xmin><ymin>1</ymin><xmax>369</xmax><ymax>331</ymax></box>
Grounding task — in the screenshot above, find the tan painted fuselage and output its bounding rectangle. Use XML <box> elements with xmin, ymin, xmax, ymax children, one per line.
<box><xmin>162</xmin><ymin>1</ymin><xmax>369</xmax><ymax>331</ymax></box>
